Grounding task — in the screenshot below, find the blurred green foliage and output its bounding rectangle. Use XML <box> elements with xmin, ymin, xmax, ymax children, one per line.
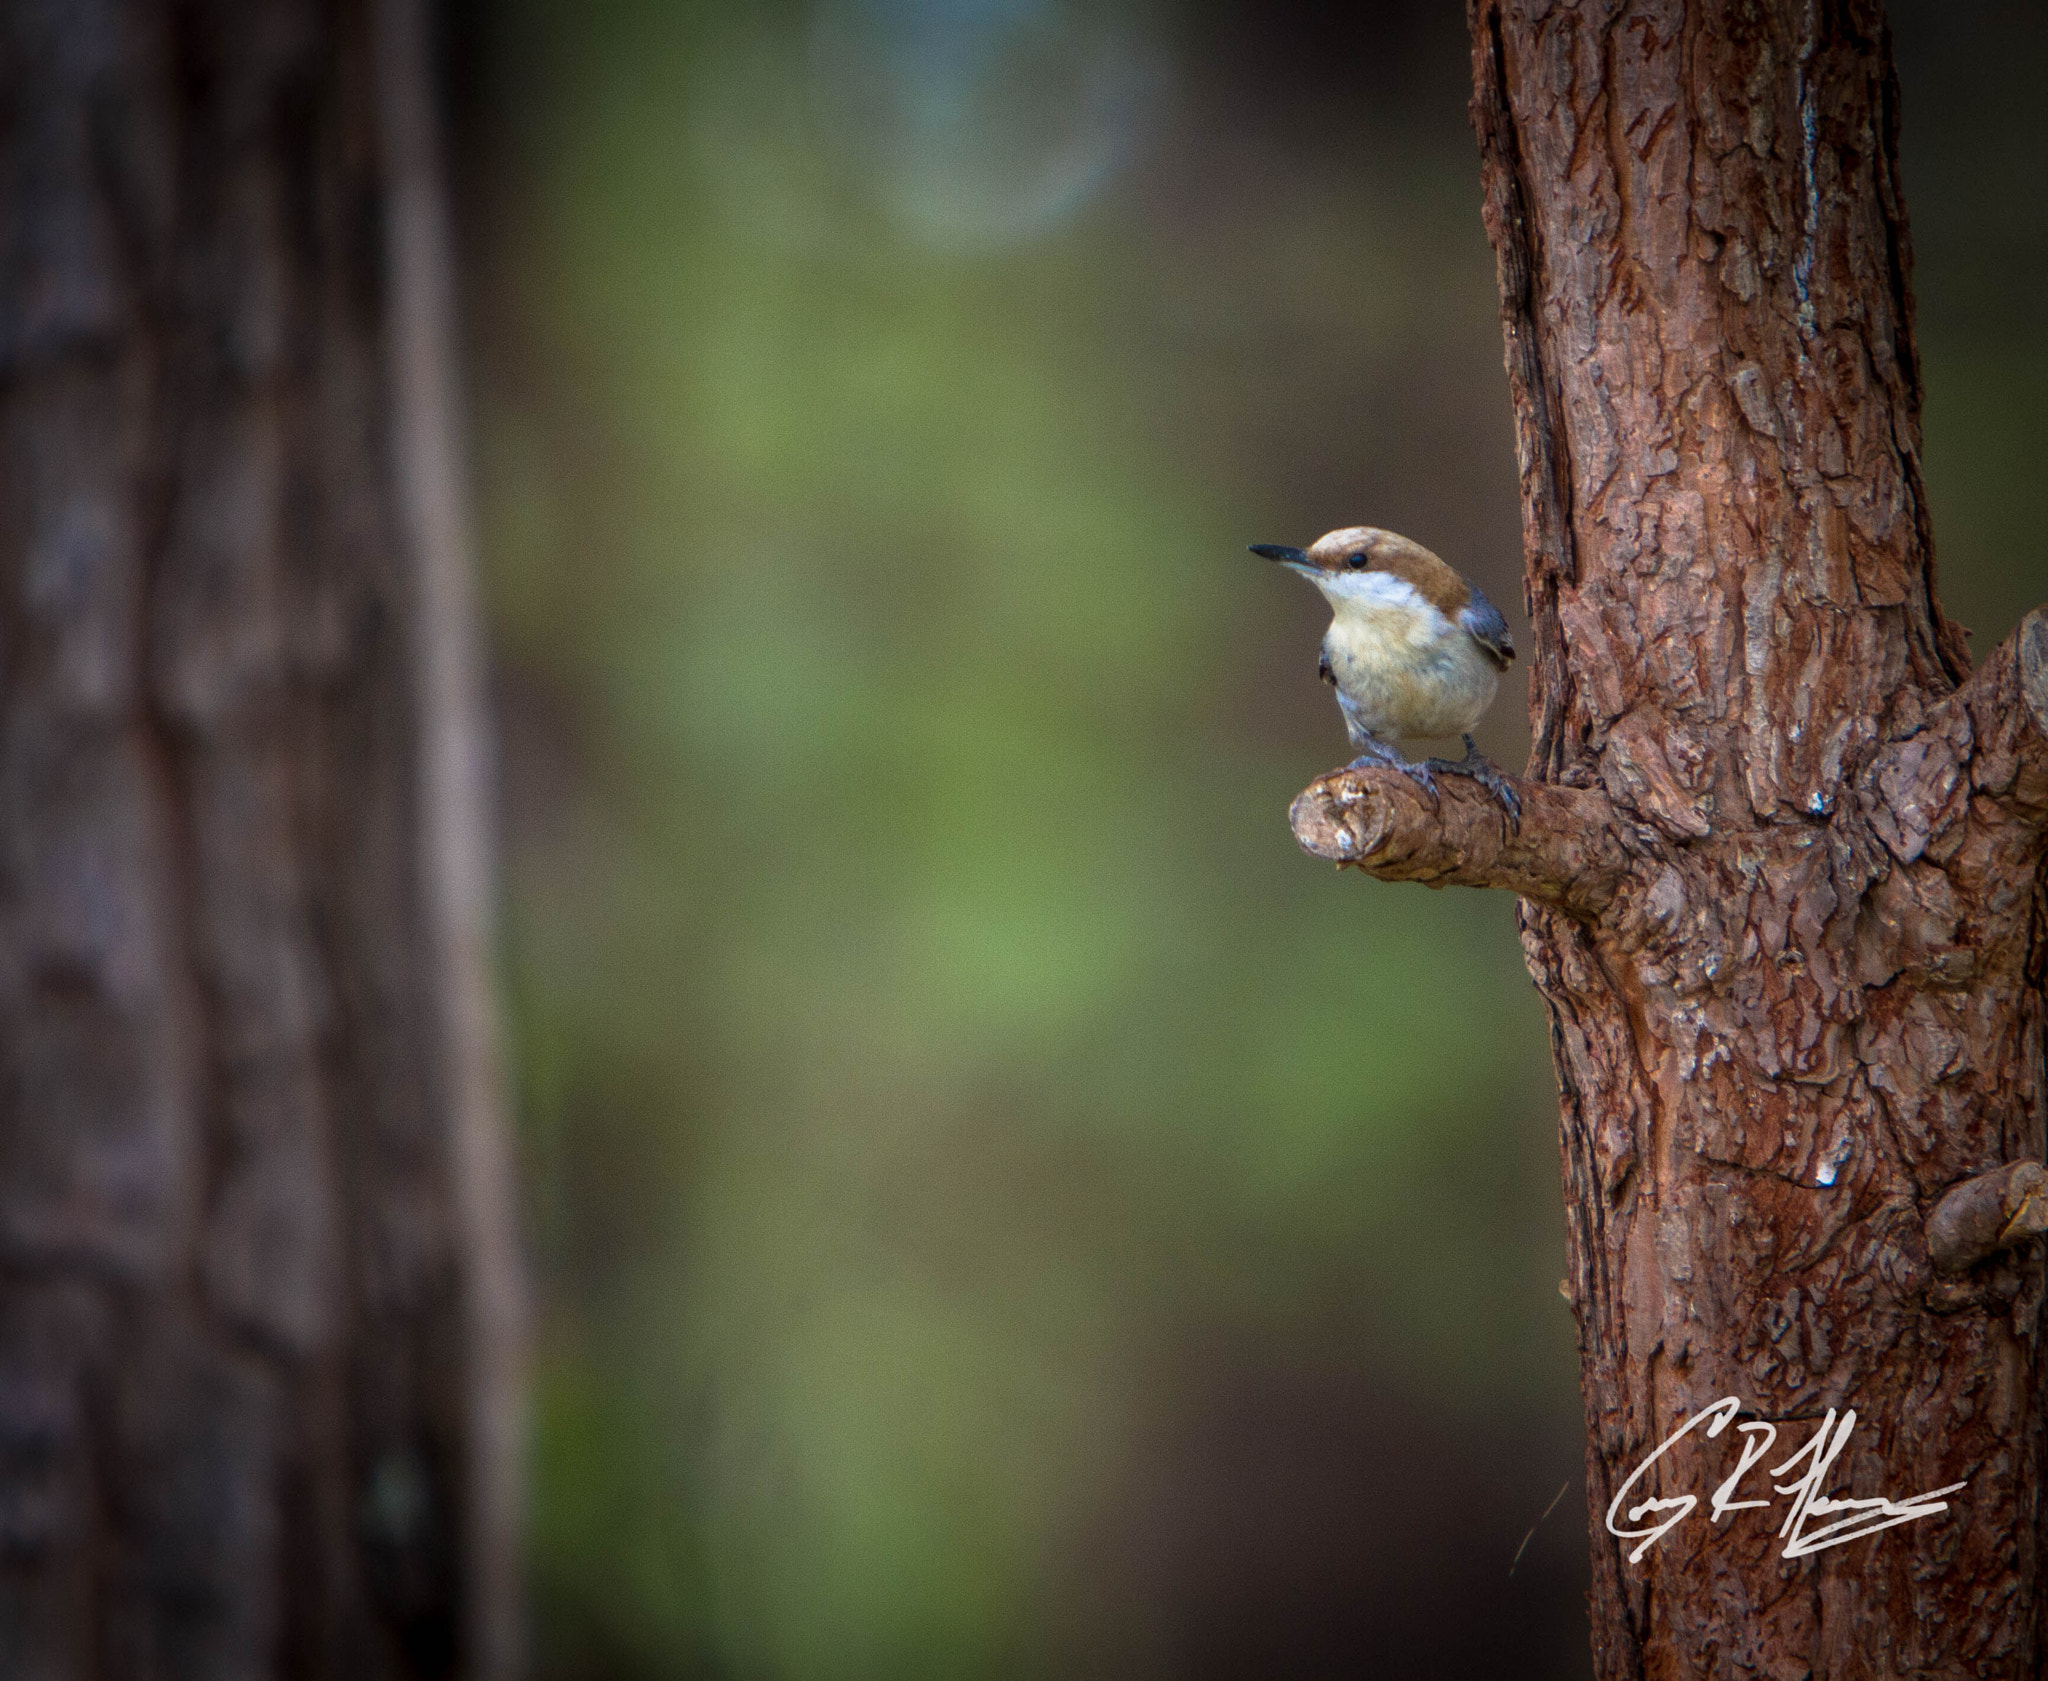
<box><xmin>462</xmin><ymin>0</ymin><xmax>2046</xmax><ymax>1675</ymax></box>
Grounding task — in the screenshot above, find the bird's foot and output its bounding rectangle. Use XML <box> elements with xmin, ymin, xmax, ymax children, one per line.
<box><xmin>1423</xmin><ymin>734</ymin><xmax>1522</xmax><ymax>826</ymax></box>
<box><xmin>1345</xmin><ymin>739</ymin><xmax>1440</xmax><ymax>804</ymax></box>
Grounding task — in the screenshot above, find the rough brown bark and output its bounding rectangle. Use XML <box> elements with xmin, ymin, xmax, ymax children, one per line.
<box><xmin>1293</xmin><ymin>3</ymin><xmax>2048</xmax><ymax>1675</ymax></box>
<box><xmin>0</xmin><ymin>0</ymin><xmax>519</xmax><ymax>1676</ymax></box>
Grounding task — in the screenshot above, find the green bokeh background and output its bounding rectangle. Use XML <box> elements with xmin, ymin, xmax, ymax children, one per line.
<box><xmin>449</xmin><ymin>3</ymin><xmax>2048</xmax><ymax>1674</ymax></box>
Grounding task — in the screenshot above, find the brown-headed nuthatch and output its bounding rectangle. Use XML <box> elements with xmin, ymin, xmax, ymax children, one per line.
<box><xmin>1252</xmin><ymin>526</ymin><xmax>1520</xmax><ymax>819</ymax></box>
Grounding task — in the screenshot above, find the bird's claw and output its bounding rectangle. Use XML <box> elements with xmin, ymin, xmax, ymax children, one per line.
<box><xmin>1423</xmin><ymin>735</ymin><xmax>1522</xmax><ymax>827</ymax></box>
<box><xmin>1345</xmin><ymin>747</ymin><xmax>1441</xmax><ymax>805</ymax></box>
<box><xmin>1465</xmin><ymin>760</ymin><xmax>1521</xmax><ymax>825</ymax></box>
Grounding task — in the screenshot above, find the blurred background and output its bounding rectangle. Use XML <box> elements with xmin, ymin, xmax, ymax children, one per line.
<box><xmin>435</xmin><ymin>2</ymin><xmax>2047</xmax><ymax>1675</ymax></box>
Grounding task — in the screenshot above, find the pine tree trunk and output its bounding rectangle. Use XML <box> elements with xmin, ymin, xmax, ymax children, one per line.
<box><xmin>1291</xmin><ymin>2</ymin><xmax>2048</xmax><ymax>1674</ymax></box>
<box><xmin>0</xmin><ymin>1</ymin><xmax>521</xmax><ymax>1676</ymax></box>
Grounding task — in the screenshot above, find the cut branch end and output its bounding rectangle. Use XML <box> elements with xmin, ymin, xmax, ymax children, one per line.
<box><xmin>2020</xmin><ymin>607</ymin><xmax>2048</xmax><ymax>741</ymax></box>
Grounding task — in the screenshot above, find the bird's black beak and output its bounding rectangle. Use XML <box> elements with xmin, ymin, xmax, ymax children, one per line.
<box><xmin>1249</xmin><ymin>544</ymin><xmax>1310</xmax><ymax>566</ymax></box>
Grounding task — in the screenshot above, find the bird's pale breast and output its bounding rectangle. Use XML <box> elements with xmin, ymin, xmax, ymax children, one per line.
<box><xmin>1322</xmin><ymin>583</ymin><xmax>1500</xmax><ymax>741</ymax></box>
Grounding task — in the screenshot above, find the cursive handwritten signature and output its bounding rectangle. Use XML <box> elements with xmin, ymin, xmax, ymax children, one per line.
<box><xmin>1606</xmin><ymin>1397</ymin><xmax>1966</xmax><ymax>1564</ymax></box>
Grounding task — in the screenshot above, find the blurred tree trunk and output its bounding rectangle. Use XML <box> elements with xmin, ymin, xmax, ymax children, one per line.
<box><xmin>0</xmin><ymin>0</ymin><xmax>522</xmax><ymax>1676</ymax></box>
<box><xmin>1296</xmin><ymin>1</ymin><xmax>2047</xmax><ymax>1674</ymax></box>
<box><xmin>1468</xmin><ymin>2</ymin><xmax>2045</xmax><ymax>1675</ymax></box>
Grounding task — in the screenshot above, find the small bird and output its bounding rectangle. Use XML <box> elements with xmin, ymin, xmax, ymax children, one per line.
<box><xmin>1253</xmin><ymin>526</ymin><xmax>1520</xmax><ymax>819</ymax></box>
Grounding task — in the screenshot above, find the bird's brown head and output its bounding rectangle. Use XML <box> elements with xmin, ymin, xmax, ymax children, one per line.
<box><xmin>1250</xmin><ymin>526</ymin><xmax>1470</xmax><ymax>616</ymax></box>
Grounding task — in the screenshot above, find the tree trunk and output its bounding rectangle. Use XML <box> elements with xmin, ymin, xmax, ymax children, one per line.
<box><xmin>1292</xmin><ymin>2</ymin><xmax>2048</xmax><ymax>1675</ymax></box>
<box><xmin>0</xmin><ymin>0</ymin><xmax>522</xmax><ymax>1676</ymax></box>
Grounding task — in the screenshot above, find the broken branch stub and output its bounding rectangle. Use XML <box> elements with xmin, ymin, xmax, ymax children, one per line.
<box><xmin>1926</xmin><ymin>1161</ymin><xmax>2048</xmax><ymax>1276</ymax></box>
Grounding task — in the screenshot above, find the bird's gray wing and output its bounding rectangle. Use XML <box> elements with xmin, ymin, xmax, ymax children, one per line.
<box><xmin>1458</xmin><ymin>585</ymin><xmax>1515</xmax><ymax>671</ymax></box>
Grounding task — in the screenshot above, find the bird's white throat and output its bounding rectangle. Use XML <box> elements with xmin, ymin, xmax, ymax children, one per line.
<box><xmin>1317</xmin><ymin>569</ymin><xmax>1446</xmax><ymax>654</ymax></box>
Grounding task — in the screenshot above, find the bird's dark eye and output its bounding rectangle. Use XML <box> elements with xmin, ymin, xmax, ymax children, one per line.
<box><xmin>1347</xmin><ymin>552</ymin><xmax>1370</xmax><ymax>570</ymax></box>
